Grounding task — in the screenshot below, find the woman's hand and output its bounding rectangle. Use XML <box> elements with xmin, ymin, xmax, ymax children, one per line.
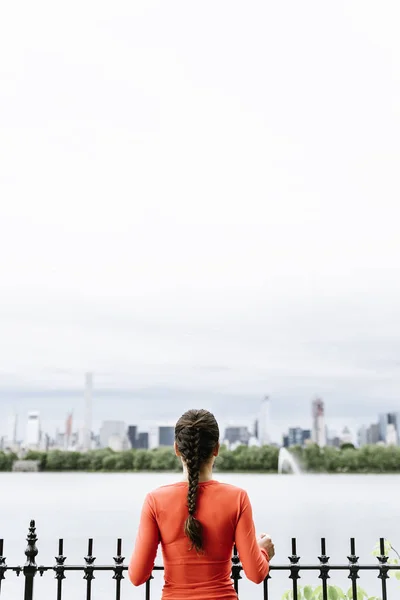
<box><xmin>257</xmin><ymin>533</ymin><xmax>275</xmax><ymax>559</ymax></box>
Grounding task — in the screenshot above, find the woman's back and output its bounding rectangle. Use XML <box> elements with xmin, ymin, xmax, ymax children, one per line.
<box><xmin>129</xmin><ymin>480</ymin><xmax>269</xmax><ymax>599</ymax></box>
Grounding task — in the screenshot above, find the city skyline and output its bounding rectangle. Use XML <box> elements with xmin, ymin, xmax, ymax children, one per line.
<box><xmin>3</xmin><ymin>403</ymin><xmax>399</xmax><ymax>454</ymax></box>
<box><xmin>1</xmin><ymin>384</ymin><xmax>398</xmax><ymax>447</ymax></box>
<box><xmin>0</xmin><ymin>398</ymin><xmax>386</xmax><ymax>444</ymax></box>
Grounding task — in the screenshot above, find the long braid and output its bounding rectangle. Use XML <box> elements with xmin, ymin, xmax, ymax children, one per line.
<box><xmin>175</xmin><ymin>409</ymin><xmax>220</xmax><ymax>553</ymax></box>
<box><xmin>184</xmin><ymin>428</ymin><xmax>202</xmax><ymax>551</ymax></box>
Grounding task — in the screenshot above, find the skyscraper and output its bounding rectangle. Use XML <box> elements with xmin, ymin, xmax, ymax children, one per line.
<box><xmin>159</xmin><ymin>426</ymin><xmax>175</xmax><ymax>447</ymax></box>
<box><xmin>378</xmin><ymin>413</ymin><xmax>388</xmax><ymax>443</ymax></box>
<box><xmin>224</xmin><ymin>426</ymin><xmax>251</xmax><ymax>447</ymax></box>
<box><xmin>358</xmin><ymin>425</ymin><xmax>368</xmax><ymax>447</ymax></box>
<box><xmin>283</xmin><ymin>427</ymin><xmax>311</xmax><ymax>448</ymax></box>
<box><xmin>367</xmin><ymin>423</ymin><xmax>380</xmax><ymax>445</ymax></box>
<box><xmin>149</xmin><ymin>425</ymin><xmax>175</xmax><ymax>448</ymax></box>
<box><xmin>6</xmin><ymin>414</ymin><xmax>18</xmax><ymax>447</ymax></box>
<box><xmin>288</xmin><ymin>428</ymin><xmax>303</xmax><ymax>447</ymax></box>
<box><xmin>127</xmin><ymin>425</ymin><xmax>138</xmax><ymax>448</ymax></box>
<box><xmin>25</xmin><ymin>412</ymin><xmax>40</xmax><ymax>449</ymax></box>
<box><xmin>311</xmin><ymin>398</ymin><xmax>326</xmax><ymax>447</ymax></box>
<box><xmin>253</xmin><ymin>419</ymin><xmax>259</xmax><ymax>439</ymax></box>
<box><xmin>258</xmin><ymin>396</ymin><xmax>270</xmax><ymax>446</ymax></box>
<box><xmin>65</xmin><ymin>412</ymin><xmax>73</xmax><ymax>449</ymax></box>
<box><xmin>379</xmin><ymin>412</ymin><xmax>400</xmax><ymax>445</ymax></box>
<box><xmin>137</xmin><ymin>432</ymin><xmax>149</xmax><ymax>449</ymax></box>
<box><xmin>83</xmin><ymin>372</ymin><xmax>93</xmax><ymax>451</ymax></box>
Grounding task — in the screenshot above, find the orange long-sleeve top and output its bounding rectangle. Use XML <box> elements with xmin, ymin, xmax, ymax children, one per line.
<box><xmin>129</xmin><ymin>480</ymin><xmax>269</xmax><ymax>600</ymax></box>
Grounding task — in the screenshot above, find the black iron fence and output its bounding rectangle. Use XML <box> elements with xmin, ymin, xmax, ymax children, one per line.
<box><xmin>0</xmin><ymin>521</ymin><xmax>399</xmax><ymax>600</ymax></box>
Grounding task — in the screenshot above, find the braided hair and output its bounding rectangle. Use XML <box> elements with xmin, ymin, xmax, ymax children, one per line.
<box><xmin>175</xmin><ymin>409</ymin><xmax>220</xmax><ymax>552</ymax></box>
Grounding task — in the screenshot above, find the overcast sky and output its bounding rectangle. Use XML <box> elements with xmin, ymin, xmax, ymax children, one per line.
<box><xmin>1</xmin><ymin>1</ymin><xmax>400</xmax><ymax>441</ymax></box>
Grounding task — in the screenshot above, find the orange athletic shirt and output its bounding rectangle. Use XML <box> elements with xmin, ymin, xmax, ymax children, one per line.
<box><xmin>129</xmin><ymin>480</ymin><xmax>269</xmax><ymax>600</ymax></box>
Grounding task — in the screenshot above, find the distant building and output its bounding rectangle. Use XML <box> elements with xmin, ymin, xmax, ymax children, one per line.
<box><xmin>149</xmin><ymin>426</ymin><xmax>175</xmax><ymax>448</ymax></box>
<box><xmin>283</xmin><ymin>428</ymin><xmax>311</xmax><ymax>448</ymax></box>
<box><xmin>258</xmin><ymin>396</ymin><xmax>270</xmax><ymax>446</ymax></box>
<box><xmin>386</xmin><ymin>423</ymin><xmax>398</xmax><ymax>446</ymax></box>
<box><xmin>83</xmin><ymin>373</ymin><xmax>93</xmax><ymax>452</ymax></box>
<box><xmin>367</xmin><ymin>423</ymin><xmax>380</xmax><ymax>445</ymax></box>
<box><xmin>149</xmin><ymin>427</ymin><xmax>158</xmax><ymax>449</ymax></box>
<box><xmin>378</xmin><ymin>414</ymin><xmax>386</xmax><ymax>443</ymax></box>
<box><xmin>379</xmin><ymin>413</ymin><xmax>391</xmax><ymax>444</ymax></box>
<box><xmin>108</xmin><ymin>434</ymin><xmax>130</xmax><ymax>451</ymax></box>
<box><xmin>288</xmin><ymin>428</ymin><xmax>302</xmax><ymax>447</ymax></box>
<box><xmin>137</xmin><ymin>432</ymin><xmax>149</xmax><ymax>449</ymax></box>
<box><xmin>55</xmin><ymin>430</ymin><xmax>65</xmax><ymax>450</ymax></box>
<box><xmin>379</xmin><ymin>413</ymin><xmax>399</xmax><ymax>445</ymax></box>
<box><xmin>357</xmin><ymin>425</ymin><xmax>368</xmax><ymax>447</ymax></box>
<box><xmin>25</xmin><ymin>412</ymin><xmax>40</xmax><ymax>449</ymax></box>
<box><xmin>77</xmin><ymin>427</ymin><xmax>95</xmax><ymax>450</ymax></box>
<box><xmin>127</xmin><ymin>426</ymin><xmax>138</xmax><ymax>448</ymax></box>
<box><xmin>340</xmin><ymin>427</ymin><xmax>353</xmax><ymax>446</ymax></box>
<box><xmin>40</xmin><ymin>432</ymin><xmax>50</xmax><ymax>452</ymax></box>
<box><xmin>311</xmin><ymin>398</ymin><xmax>326</xmax><ymax>447</ymax></box>
<box><xmin>6</xmin><ymin>414</ymin><xmax>18</xmax><ymax>448</ymax></box>
<box><xmin>159</xmin><ymin>426</ymin><xmax>174</xmax><ymax>447</ymax></box>
<box><xmin>224</xmin><ymin>426</ymin><xmax>251</xmax><ymax>446</ymax></box>
<box><xmin>63</xmin><ymin>431</ymin><xmax>80</xmax><ymax>450</ymax></box>
<box><xmin>326</xmin><ymin>432</ymin><xmax>341</xmax><ymax>448</ymax></box>
<box><xmin>253</xmin><ymin>420</ymin><xmax>259</xmax><ymax>439</ymax></box>
<box><xmin>65</xmin><ymin>413</ymin><xmax>73</xmax><ymax>450</ymax></box>
<box><xmin>99</xmin><ymin>421</ymin><xmax>127</xmax><ymax>449</ymax></box>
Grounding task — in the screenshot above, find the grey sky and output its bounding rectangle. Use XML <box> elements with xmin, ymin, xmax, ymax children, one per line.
<box><xmin>1</xmin><ymin>1</ymin><xmax>400</xmax><ymax>440</ymax></box>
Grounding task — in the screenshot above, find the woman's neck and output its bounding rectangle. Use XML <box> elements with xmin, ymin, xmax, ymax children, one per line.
<box><xmin>182</xmin><ymin>464</ymin><xmax>214</xmax><ymax>483</ymax></box>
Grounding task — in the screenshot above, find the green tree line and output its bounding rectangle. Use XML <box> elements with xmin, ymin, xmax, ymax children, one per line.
<box><xmin>290</xmin><ymin>443</ymin><xmax>400</xmax><ymax>473</ymax></box>
<box><xmin>2</xmin><ymin>443</ymin><xmax>400</xmax><ymax>473</ymax></box>
<box><xmin>0</xmin><ymin>451</ymin><xmax>17</xmax><ymax>471</ymax></box>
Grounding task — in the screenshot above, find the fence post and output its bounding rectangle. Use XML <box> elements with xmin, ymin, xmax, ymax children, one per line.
<box><xmin>347</xmin><ymin>538</ymin><xmax>359</xmax><ymax>600</ymax></box>
<box><xmin>23</xmin><ymin>520</ymin><xmax>38</xmax><ymax>600</ymax></box>
<box><xmin>83</xmin><ymin>538</ymin><xmax>95</xmax><ymax>600</ymax></box>
<box><xmin>112</xmin><ymin>538</ymin><xmax>124</xmax><ymax>600</ymax></box>
<box><xmin>289</xmin><ymin>538</ymin><xmax>300</xmax><ymax>600</ymax></box>
<box><xmin>0</xmin><ymin>539</ymin><xmax>6</xmax><ymax>594</ymax></box>
<box><xmin>55</xmin><ymin>538</ymin><xmax>66</xmax><ymax>600</ymax></box>
<box><xmin>377</xmin><ymin>538</ymin><xmax>389</xmax><ymax>600</ymax></box>
<box><xmin>318</xmin><ymin>538</ymin><xmax>330</xmax><ymax>600</ymax></box>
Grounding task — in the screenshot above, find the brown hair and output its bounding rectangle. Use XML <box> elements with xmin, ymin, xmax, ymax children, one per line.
<box><xmin>175</xmin><ymin>409</ymin><xmax>220</xmax><ymax>552</ymax></box>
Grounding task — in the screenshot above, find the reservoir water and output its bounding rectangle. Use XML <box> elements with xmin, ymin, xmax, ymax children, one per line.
<box><xmin>1</xmin><ymin>472</ymin><xmax>399</xmax><ymax>599</ymax></box>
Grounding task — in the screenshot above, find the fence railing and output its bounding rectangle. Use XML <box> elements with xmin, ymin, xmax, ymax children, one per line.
<box><xmin>0</xmin><ymin>521</ymin><xmax>399</xmax><ymax>600</ymax></box>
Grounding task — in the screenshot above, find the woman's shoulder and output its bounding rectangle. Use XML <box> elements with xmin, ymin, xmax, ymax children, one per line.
<box><xmin>211</xmin><ymin>481</ymin><xmax>249</xmax><ymax>498</ymax></box>
<box><xmin>147</xmin><ymin>481</ymin><xmax>188</xmax><ymax>499</ymax></box>
<box><xmin>149</xmin><ymin>480</ymin><xmax>248</xmax><ymax>498</ymax></box>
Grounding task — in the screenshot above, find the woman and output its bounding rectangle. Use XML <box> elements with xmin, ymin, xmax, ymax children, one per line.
<box><xmin>129</xmin><ymin>409</ymin><xmax>275</xmax><ymax>599</ymax></box>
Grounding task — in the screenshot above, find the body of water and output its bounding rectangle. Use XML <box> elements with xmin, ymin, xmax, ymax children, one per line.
<box><xmin>0</xmin><ymin>472</ymin><xmax>399</xmax><ymax>599</ymax></box>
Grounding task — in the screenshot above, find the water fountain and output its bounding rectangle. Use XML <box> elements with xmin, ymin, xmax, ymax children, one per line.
<box><xmin>278</xmin><ymin>447</ymin><xmax>302</xmax><ymax>475</ymax></box>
